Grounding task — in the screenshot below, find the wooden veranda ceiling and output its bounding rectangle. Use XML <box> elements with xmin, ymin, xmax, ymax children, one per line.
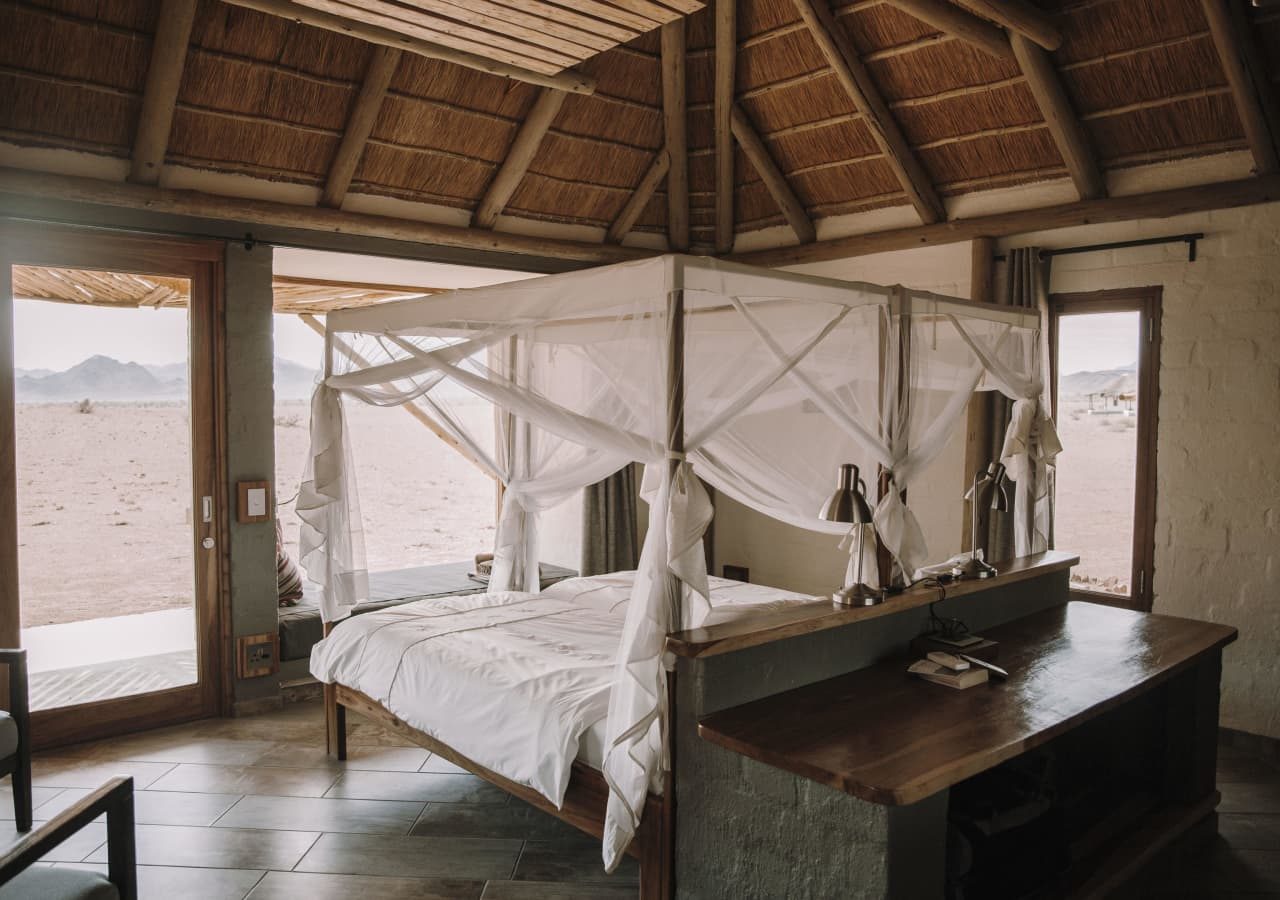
<box><xmin>1</xmin><ymin>0</ymin><xmax>1278</xmax><ymax>256</ymax></box>
<box><xmin>11</xmin><ymin>266</ymin><xmax>442</xmax><ymax>315</ymax></box>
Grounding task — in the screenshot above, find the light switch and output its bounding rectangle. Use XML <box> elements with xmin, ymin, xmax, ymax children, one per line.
<box><xmin>246</xmin><ymin>487</ymin><xmax>267</xmax><ymax>518</ymax></box>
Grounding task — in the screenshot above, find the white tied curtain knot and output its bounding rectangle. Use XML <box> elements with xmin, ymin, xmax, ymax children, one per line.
<box><xmin>871</xmin><ymin>474</ymin><xmax>930</xmax><ymax>580</ymax></box>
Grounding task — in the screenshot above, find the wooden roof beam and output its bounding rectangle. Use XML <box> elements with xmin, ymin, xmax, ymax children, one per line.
<box><xmin>886</xmin><ymin>0</ymin><xmax>1014</xmax><ymax>60</ymax></box>
<box><xmin>792</xmin><ymin>0</ymin><xmax>946</xmax><ymax>225</ymax></box>
<box><xmin>129</xmin><ymin>0</ymin><xmax>199</xmax><ymax>185</ymax></box>
<box><xmin>662</xmin><ymin>19</ymin><xmax>690</xmax><ymax>252</ymax></box>
<box><xmin>731</xmin><ymin>106</ymin><xmax>816</xmax><ymax>245</ymax></box>
<box><xmin>714</xmin><ymin>0</ymin><xmax>736</xmax><ymax>254</ymax></box>
<box><xmin>606</xmin><ymin>149</ymin><xmax>671</xmax><ymax>244</ymax></box>
<box><xmin>472</xmin><ymin>88</ymin><xmax>567</xmax><ymax>229</ymax></box>
<box><xmin>1010</xmin><ymin>34</ymin><xmax>1106</xmax><ymax>200</ymax></box>
<box><xmin>322</xmin><ymin>46</ymin><xmax>401</xmax><ymax>209</ymax></box>
<box><xmin>950</xmin><ymin>0</ymin><xmax>1061</xmax><ymax>51</ymax></box>
<box><xmin>732</xmin><ymin>173</ymin><xmax>1280</xmax><ymax>267</ymax></box>
<box><xmin>1200</xmin><ymin>0</ymin><xmax>1279</xmax><ymax>174</ymax></box>
<box><xmin>218</xmin><ymin>0</ymin><xmax>597</xmax><ymax>95</ymax></box>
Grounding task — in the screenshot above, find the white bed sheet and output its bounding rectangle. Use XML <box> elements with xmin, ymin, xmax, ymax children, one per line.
<box><xmin>310</xmin><ymin>572</ymin><xmax>810</xmax><ymax>808</ymax></box>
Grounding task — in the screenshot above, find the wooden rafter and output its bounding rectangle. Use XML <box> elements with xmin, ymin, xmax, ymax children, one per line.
<box><xmin>1200</xmin><ymin>0</ymin><xmax>1279</xmax><ymax>174</ymax></box>
<box><xmin>792</xmin><ymin>0</ymin><xmax>946</xmax><ymax>225</ymax></box>
<box><xmin>732</xmin><ymin>173</ymin><xmax>1280</xmax><ymax>266</ymax></box>
<box><xmin>731</xmin><ymin>106</ymin><xmax>816</xmax><ymax>245</ymax></box>
<box><xmin>606</xmin><ymin>149</ymin><xmax>671</xmax><ymax>244</ymax></box>
<box><xmin>472</xmin><ymin>89</ymin><xmax>568</xmax><ymax>229</ymax></box>
<box><xmin>951</xmin><ymin>0</ymin><xmax>1061</xmax><ymax>50</ymax></box>
<box><xmin>1010</xmin><ymin>33</ymin><xmax>1106</xmax><ymax>200</ymax></box>
<box><xmin>322</xmin><ymin>46</ymin><xmax>401</xmax><ymax>209</ymax></box>
<box><xmin>662</xmin><ymin>20</ymin><xmax>690</xmax><ymax>252</ymax></box>
<box><xmin>218</xmin><ymin>0</ymin><xmax>597</xmax><ymax>95</ymax></box>
<box><xmin>129</xmin><ymin>0</ymin><xmax>199</xmax><ymax>185</ymax></box>
<box><xmin>714</xmin><ymin>0</ymin><xmax>736</xmax><ymax>254</ymax></box>
<box><xmin>887</xmin><ymin>0</ymin><xmax>1014</xmax><ymax>60</ymax></box>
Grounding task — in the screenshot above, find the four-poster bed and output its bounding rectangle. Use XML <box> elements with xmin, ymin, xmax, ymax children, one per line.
<box><xmin>298</xmin><ymin>254</ymin><xmax>1057</xmax><ymax>897</ymax></box>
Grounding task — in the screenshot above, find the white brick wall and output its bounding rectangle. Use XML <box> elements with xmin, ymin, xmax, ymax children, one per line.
<box><xmin>1013</xmin><ymin>200</ymin><xmax>1280</xmax><ymax>739</ymax></box>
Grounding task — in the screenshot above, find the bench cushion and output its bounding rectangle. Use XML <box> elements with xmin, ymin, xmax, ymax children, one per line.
<box><xmin>0</xmin><ymin>867</ymin><xmax>119</xmax><ymax>900</ymax></box>
<box><xmin>0</xmin><ymin>711</ymin><xmax>16</xmax><ymax>760</ymax></box>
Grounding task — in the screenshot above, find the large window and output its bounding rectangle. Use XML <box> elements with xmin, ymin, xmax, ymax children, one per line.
<box><xmin>1050</xmin><ymin>288</ymin><xmax>1161</xmax><ymax>611</ymax></box>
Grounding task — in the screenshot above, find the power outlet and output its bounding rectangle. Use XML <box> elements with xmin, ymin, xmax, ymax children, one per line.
<box><xmin>723</xmin><ymin>564</ymin><xmax>750</xmax><ymax>583</ymax></box>
<box><xmin>237</xmin><ymin>632</ymin><xmax>279</xmax><ymax>679</ymax></box>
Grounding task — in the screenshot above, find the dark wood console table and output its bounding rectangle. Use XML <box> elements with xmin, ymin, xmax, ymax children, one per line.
<box><xmin>699</xmin><ymin>602</ymin><xmax>1237</xmax><ymax>898</ymax></box>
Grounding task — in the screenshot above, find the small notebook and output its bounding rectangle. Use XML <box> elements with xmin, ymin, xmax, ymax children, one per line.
<box><xmin>908</xmin><ymin>658</ymin><xmax>990</xmax><ymax>690</ymax></box>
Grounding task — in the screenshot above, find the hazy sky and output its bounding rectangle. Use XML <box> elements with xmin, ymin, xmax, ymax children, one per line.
<box><xmin>1057</xmin><ymin>311</ymin><xmax>1140</xmax><ymax>375</ymax></box>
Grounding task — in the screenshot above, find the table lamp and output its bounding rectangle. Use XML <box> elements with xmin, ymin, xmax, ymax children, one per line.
<box><xmin>819</xmin><ymin>463</ymin><xmax>882</xmax><ymax>607</ymax></box>
<box><xmin>953</xmin><ymin>461</ymin><xmax>1009</xmax><ymax>580</ymax></box>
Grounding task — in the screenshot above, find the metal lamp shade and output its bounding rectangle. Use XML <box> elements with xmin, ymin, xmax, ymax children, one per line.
<box><xmin>819</xmin><ymin>463</ymin><xmax>874</xmax><ymax>525</ymax></box>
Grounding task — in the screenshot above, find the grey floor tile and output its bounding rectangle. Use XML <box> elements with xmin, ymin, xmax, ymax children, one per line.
<box><xmin>255</xmin><ymin>744</ymin><xmax>432</xmax><ymax>772</ymax></box>
<box><xmin>106</xmin><ymin>738</ymin><xmax>278</xmax><ymax>767</ymax></box>
<box><xmin>0</xmin><ymin>785</ymin><xmax>61</xmax><ymax>819</ymax></box>
<box><xmin>31</xmin><ymin>757</ymin><xmax>177</xmax><ymax>790</ymax></box>
<box><xmin>148</xmin><ymin>763</ymin><xmax>339</xmax><ymax>797</ymax></box>
<box><xmin>513</xmin><ymin>841</ymin><xmax>639</xmax><ymax>885</ymax></box>
<box><xmin>136</xmin><ymin>790</ymin><xmax>244</xmax><ymax>826</ymax></box>
<box><xmin>420</xmin><ymin>754</ymin><xmax>471</xmax><ymax>775</ymax></box>
<box><xmin>32</xmin><ymin>821</ymin><xmax>108</xmax><ymax>863</ymax></box>
<box><xmin>481</xmin><ymin>882</ymin><xmax>640</xmax><ymax>899</ymax></box>
<box><xmin>1220</xmin><ymin>782</ymin><xmax>1280</xmax><ymax>815</ymax></box>
<box><xmin>1218</xmin><ymin>755</ymin><xmax>1280</xmax><ymax>784</ymax></box>
<box><xmin>296</xmin><ymin>833</ymin><xmax>521</xmax><ymax>880</ymax></box>
<box><xmin>412</xmin><ymin>800</ymin><xmax>588</xmax><ymax>842</ymax></box>
<box><xmin>326</xmin><ymin>771</ymin><xmax>508</xmax><ymax>804</ymax></box>
<box><xmin>1218</xmin><ymin>814</ymin><xmax>1280</xmax><ymax>851</ymax></box>
<box><xmin>86</xmin><ymin>823</ymin><xmax>319</xmax><ymax>870</ymax></box>
<box><xmin>59</xmin><ymin>863</ymin><xmax>266</xmax><ymax>900</ymax></box>
<box><xmin>216</xmin><ymin>794</ymin><xmax>425</xmax><ymax>834</ymax></box>
<box><xmin>248</xmin><ymin>870</ymin><xmax>484</xmax><ymax>899</ymax></box>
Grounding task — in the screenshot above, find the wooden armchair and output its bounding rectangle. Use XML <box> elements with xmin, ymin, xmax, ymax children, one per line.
<box><xmin>0</xmin><ymin>650</ymin><xmax>30</xmax><ymax>832</ymax></box>
<box><xmin>0</xmin><ymin>777</ymin><xmax>136</xmax><ymax>900</ymax></box>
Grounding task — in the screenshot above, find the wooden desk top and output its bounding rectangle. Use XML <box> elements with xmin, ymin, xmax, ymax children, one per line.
<box><xmin>666</xmin><ymin>550</ymin><xmax>1078</xmax><ymax>659</ymax></box>
<box><xmin>697</xmin><ymin>602</ymin><xmax>1237</xmax><ymax>806</ymax></box>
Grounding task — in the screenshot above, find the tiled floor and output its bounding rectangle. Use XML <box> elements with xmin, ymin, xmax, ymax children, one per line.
<box><xmin>1</xmin><ymin>698</ymin><xmax>639</xmax><ymax>899</ymax></box>
<box><xmin>2</xmin><ymin>701</ymin><xmax>1278</xmax><ymax>898</ymax></box>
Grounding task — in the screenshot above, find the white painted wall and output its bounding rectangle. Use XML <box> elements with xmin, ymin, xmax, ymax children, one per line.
<box><xmin>712</xmin><ymin>242</ymin><xmax>975</xmax><ymax>595</ymax></box>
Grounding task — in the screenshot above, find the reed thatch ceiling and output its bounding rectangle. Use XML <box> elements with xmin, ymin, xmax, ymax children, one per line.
<box><xmin>1</xmin><ymin>0</ymin><xmax>1277</xmax><ymax>256</ymax></box>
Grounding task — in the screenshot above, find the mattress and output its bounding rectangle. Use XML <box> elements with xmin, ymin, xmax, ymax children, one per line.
<box><xmin>310</xmin><ymin>572</ymin><xmax>811</xmax><ymax>808</ymax></box>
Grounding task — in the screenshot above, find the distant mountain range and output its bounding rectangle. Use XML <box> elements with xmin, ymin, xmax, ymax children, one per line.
<box><xmin>1058</xmin><ymin>363</ymin><xmax>1137</xmax><ymax>400</ymax></box>
<box><xmin>16</xmin><ymin>355</ymin><xmax>319</xmax><ymax>402</ymax></box>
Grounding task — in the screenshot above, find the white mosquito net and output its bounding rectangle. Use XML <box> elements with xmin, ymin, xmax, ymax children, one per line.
<box><xmin>296</xmin><ymin>254</ymin><xmax>1058</xmax><ymax>870</ymax></box>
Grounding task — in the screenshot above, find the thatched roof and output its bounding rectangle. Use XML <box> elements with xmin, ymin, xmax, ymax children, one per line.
<box><xmin>12</xmin><ymin>266</ymin><xmax>440</xmax><ymax>314</ymax></box>
<box><xmin>1</xmin><ymin>0</ymin><xmax>1277</xmax><ymax>255</ymax></box>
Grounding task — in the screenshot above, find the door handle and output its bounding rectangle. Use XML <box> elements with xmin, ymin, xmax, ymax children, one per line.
<box><xmin>202</xmin><ymin>537</ymin><xmax>215</xmax><ymax>550</ymax></box>
<box><xmin>202</xmin><ymin>496</ymin><xmax>214</xmax><ymax>523</ymax></box>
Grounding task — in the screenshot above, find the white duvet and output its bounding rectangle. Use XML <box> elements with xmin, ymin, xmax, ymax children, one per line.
<box><xmin>310</xmin><ymin>572</ymin><xmax>810</xmax><ymax>809</ymax></box>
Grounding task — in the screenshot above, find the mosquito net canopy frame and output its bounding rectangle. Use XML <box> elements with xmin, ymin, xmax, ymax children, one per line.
<box><xmin>296</xmin><ymin>254</ymin><xmax>1057</xmax><ymax>870</ymax></box>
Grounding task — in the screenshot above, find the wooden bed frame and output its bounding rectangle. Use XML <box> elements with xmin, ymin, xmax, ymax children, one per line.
<box><xmin>325</xmin><ymin>680</ymin><xmax>675</xmax><ymax>899</ymax></box>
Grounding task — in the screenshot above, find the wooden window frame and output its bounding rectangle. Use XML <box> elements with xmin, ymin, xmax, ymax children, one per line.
<box><xmin>1049</xmin><ymin>286</ymin><xmax>1161</xmax><ymax>612</ymax></box>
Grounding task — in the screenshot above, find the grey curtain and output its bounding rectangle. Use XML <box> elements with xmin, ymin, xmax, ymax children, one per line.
<box><xmin>989</xmin><ymin>246</ymin><xmax>1053</xmax><ymax>561</ymax></box>
<box><xmin>580</xmin><ymin>464</ymin><xmax>639</xmax><ymax>576</ymax></box>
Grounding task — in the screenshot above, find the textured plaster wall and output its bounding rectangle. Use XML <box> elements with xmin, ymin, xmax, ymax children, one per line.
<box><xmin>711</xmin><ymin>242</ymin><xmax>973</xmax><ymax>595</ymax></box>
<box><xmin>224</xmin><ymin>242</ymin><xmax>279</xmax><ymax>707</ymax></box>
<box><xmin>1007</xmin><ymin>201</ymin><xmax>1280</xmax><ymax>740</ymax></box>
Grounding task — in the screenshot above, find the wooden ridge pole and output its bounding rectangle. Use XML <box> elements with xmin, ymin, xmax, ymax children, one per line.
<box><xmin>730</xmin><ymin>106</ymin><xmax>817</xmax><ymax>244</ymax></box>
<box><xmin>714</xmin><ymin>0</ymin><xmax>736</xmax><ymax>254</ymax></box>
<box><xmin>662</xmin><ymin>20</ymin><xmax>690</xmax><ymax>252</ymax></box>
<box><xmin>322</xmin><ymin>46</ymin><xmax>402</xmax><ymax>209</ymax></box>
<box><xmin>130</xmin><ymin>0</ymin><xmax>199</xmax><ymax>185</ymax></box>
<box><xmin>607</xmin><ymin>150</ymin><xmax>671</xmax><ymax>244</ymax></box>
<box><xmin>950</xmin><ymin>0</ymin><xmax>1062</xmax><ymax>51</ymax></box>
<box><xmin>887</xmin><ymin>0</ymin><xmax>1014</xmax><ymax>60</ymax></box>
<box><xmin>472</xmin><ymin>88</ymin><xmax>568</xmax><ymax>229</ymax></box>
<box><xmin>1200</xmin><ymin>0</ymin><xmax>1280</xmax><ymax>174</ymax></box>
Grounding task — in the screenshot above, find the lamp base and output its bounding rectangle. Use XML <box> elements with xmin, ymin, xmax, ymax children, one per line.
<box><xmin>833</xmin><ymin>583</ymin><xmax>884</xmax><ymax>607</ymax></box>
<box><xmin>951</xmin><ymin>555</ymin><xmax>998</xmax><ymax>580</ymax></box>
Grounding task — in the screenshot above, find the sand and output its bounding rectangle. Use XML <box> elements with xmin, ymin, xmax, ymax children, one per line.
<box><xmin>16</xmin><ymin>399</ymin><xmax>496</xmax><ymax>628</ymax></box>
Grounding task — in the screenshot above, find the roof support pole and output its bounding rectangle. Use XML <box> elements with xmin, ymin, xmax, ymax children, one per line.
<box><xmin>662</xmin><ymin>20</ymin><xmax>690</xmax><ymax>252</ymax></box>
<box><xmin>730</xmin><ymin>106</ymin><xmax>816</xmax><ymax>245</ymax></box>
<box><xmin>948</xmin><ymin>0</ymin><xmax>1062</xmax><ymax>51</ymax></box>
<box><xmin>607</xmin><ymin>150</ymin><xmax>671</xmax><ymax>244</ymax></box>
<box><xmin>714</xmin><ymin>0</ymin><xmax>736</xmax><ymax>254</ymax></box>
<box><xmin>472</xmin><ymin>88</ymin><xmax>568</xmax><ymax>229</ymax></box>
<box><xmin>886</xmin><ymin>0</ymin><xmax>1015</xmax><ymax>60</ymax></box>
<box><xmin>130</xmin><ymin>0</ymin><xmax>199</xmax><ymax>185</ymax></box>
<box><xmin>322</xmin><ymin>46</ymin><xmax>402</xmax><ymax>209</ymax></box>
<box><xmin>791</xmin><ymin>0</ymin><xmax>946</xmax><ymax>225</ymax></box>
<box><xmin>1200</xmin><ymin>0</ymin><xmax>1280</xmax><ymax>174</ymax></box>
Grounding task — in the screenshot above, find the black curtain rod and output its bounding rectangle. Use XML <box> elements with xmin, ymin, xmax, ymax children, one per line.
<box><xmin>994</xmin><ymin>232</ymin><xmax>1204</xmax><ymax>263</ymax></box>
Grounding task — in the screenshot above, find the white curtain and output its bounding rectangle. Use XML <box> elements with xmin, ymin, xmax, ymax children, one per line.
<box><xmin>296</xmin><ymin>255</ymin><xmax>1051</xmax><ymax>871</ymax></box>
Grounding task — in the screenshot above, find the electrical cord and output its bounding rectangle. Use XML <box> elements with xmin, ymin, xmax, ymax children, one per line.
<box><xmin>918</xmin><ymin>575</ymin><xmax>971</xmax><ymax>641</ymax></box>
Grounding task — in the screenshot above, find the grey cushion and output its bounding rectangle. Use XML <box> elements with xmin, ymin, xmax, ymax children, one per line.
<box><xmin>0</xmin><ymin>711</ymin><xmax>16</xmax><ymax>760</ymax></box>
<box><xmin>0</xmin><ymin>867</ymin><xmax>119</xmax><ymax>900</ymax></box>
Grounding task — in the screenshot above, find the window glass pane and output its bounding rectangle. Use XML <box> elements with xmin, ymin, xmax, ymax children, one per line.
<box><xmin>1055</xmin><ymin>311</ymin><xmax>1141</xmax><ymax>597</ymax></box>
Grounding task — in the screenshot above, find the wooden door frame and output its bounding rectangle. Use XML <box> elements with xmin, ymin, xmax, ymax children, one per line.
<box><xmin>1048</xmin><ymin>286</ymin><xmax>1162</xmax><ymax>612</ymax></box>
<box><xmin>0</xmin><ymin>222</ymin><xmax>230</xmax><ymax>747</ymax></box>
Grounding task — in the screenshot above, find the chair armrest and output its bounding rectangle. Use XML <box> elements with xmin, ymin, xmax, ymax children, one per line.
<box><xmin>0</xmin><ymin>649</ymin><xmax>28</xmax><ymax>729</ymax></box>
<box><xmin>0</xmin><ymin>776</ymin><xmax>136</xmax><ymax>900</ymax></box>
